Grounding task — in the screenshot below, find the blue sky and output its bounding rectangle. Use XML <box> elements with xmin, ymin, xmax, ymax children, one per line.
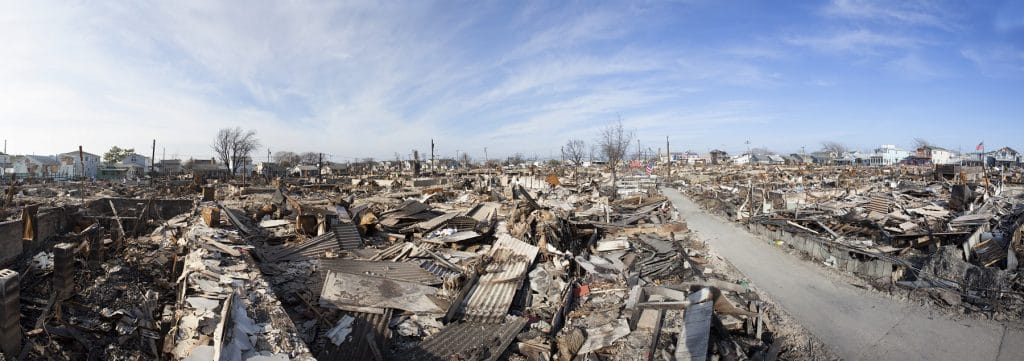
<box><xmin>1</xmin><ymin>0</ymin><xmax>1022</xmax><ymax>161</ymax></box>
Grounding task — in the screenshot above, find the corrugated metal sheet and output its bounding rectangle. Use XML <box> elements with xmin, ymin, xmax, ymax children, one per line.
<box><xmin>260</xmin><ymin>231</ymin><xmax>340</xmax><ymax>262</ymax></box>
<box><xmin>405</xmin><ymin>316</ymin><xmax>528</xmax><ymax>361</ymax></box>
<box><xmin>419</xmin><ymin>260</ymin><xmax>461</xmax><ymax>280</ymax></box>
<box><xmin>416</xmin><ymin>212</ymin><xmax>459</xmax><ymax>233</ymax></box>
<box><xmin>866</xmin><ymin>195</ymin><xmax>892</xmax><ymax>214</ymax></box>
<box><xmin>318</xmin><ymin>309</ymin><xmax>392</xmax><ymax>361</ymax></box>
<box><xmin>332</xmin><ymin>220</ymin><xmax>363</xmax><ymax>250</ymax></box>
<box><xmin>467</xmin><ymin>203</ymin><xmax>499</xmax><ymax>223</ymax></box>
<box><xmin>318</xmin><ymin>259</ymin><xmax>442</xmax><ymax>285</ymax></box>
<box><xmin>459</xmin><ymin>235</ymin><xmax>538</xmax><ymax>323</ymax></box>
<box><xmin>445</xmin><ymin>216</ymin><xmax>479</xmax><ymax>232</ymax></box>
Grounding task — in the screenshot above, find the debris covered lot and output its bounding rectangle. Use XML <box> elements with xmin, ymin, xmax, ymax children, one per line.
<box><xmin>0</xmin><ymin>172</ymin><xmax>829</xmax><ymax>360</ymax></box>
<box><xmin>678</xmin><ymin>164</ymin><xmax>1024</xmax><ymax>321</ymax></box>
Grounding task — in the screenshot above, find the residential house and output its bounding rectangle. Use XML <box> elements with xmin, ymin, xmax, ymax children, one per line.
<box><xmin>732</xmin><ymin>153</ymin><xmax>752</xmax><ymax>165</ymax></box>
<box><xmin>0</xmin><ymin>153</ymin><xmax>11</xmax><ymax>177</ymax></box>
<box><xmin>709</xmin><ymin>150</ymin><xmax>729</xmax><ymax>165</ymax></box>
<box><xmin>320</xmin><ymin>162</ymin><xmax>349</xmax><ymax>176</ymax></box>
<box><xmin>810</xmin><ymin>151</ymin><xmax>837</xmax><ymax>165</ymax></box>
<box><xmin>681</xmin><ymin>151</ymin><xmax>705</xmax><ymax>165</ymax></box>
<box><xmin>291</xmin><ymin>164</ymin><xmax>320</xmax><ymax>177</ymax></box>
<box><xmin>914</xmin><ymin>146</ymin><xmax>954</xmax><ymax>165</ymax></box>
<box><xmin>14</xmin><ymin>155</ymin><xmax>60</xmax><ymax>178</ymax></box>
<box><xmin>156</xmin><ymin>159</ymin><xmax>183</xmax><ymax>175</ymax></box>
<box><xmin>57</xmin><ymin>150</ymin><xmax>101</xmax><ymax>179</ymax></box>
<box><xmin>121</xmin><ymin>153</ymin><xmax>150</xmax><ymax>178</ymax></box>
<box><xmin>987</xmin><ymin>147</ymin><xmax>1021</xmax><ymax>168</ymax></box>
<box><xmin>766</xmin><ymin>154</ymin><xmax>786</xmax><ymax>165</ymax></box>
<box><xmin>190</xmin><ymin>159</ymin><xmax>231</xmax><ymax>178</ymax></box>
<box><xmin>788</xmin><ymin>153</ymin><xmax>815</xmax><ymax>165</ymax></box>
<box><xmin>866</xmin><ymin>145</ymin><xmax>910</xmax><ymax>166</ymax></box>
<box><xmin>254</xmin><ymin>162</ymin><xmax>286</xmax><ymax>177</ymax></box>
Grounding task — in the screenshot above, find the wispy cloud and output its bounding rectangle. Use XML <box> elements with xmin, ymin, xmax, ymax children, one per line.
<box><xmin>823</xmin><ymin>0</ymin><xmax>960</xmax><ymax>31</ymax></box>
<box><xmin>0</xmin><ymin>1</ymin><xmax>1020</xmax><ymax>159</ymax></box>
<box><xmin>785</xmin><ymin>28</ymin><xmax>923</xmax><ymax>54</ymax></box>
<box><xmin>961</xmin><ymin>46</ymin><xmax>1024</xmax><ymax>78</ymax></box>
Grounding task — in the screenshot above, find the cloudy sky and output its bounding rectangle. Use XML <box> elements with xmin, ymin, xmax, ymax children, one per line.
<box><xmin>2</xmin><ymin>0</ymin><xmax>1022</xmax><ymax>161</ymax></box>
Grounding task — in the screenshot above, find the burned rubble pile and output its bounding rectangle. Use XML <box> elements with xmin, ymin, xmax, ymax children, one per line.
<box><xmin>216</xmin><ymin>174</ymin><xmax>829</xmax><ymax>361</ymax></box>
<box><xmin>679</xmin><ymin>164</ymin><xmax>1024</xmax><ymax>319</ymax></box>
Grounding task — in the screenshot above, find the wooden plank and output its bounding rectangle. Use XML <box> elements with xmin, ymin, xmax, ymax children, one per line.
<box><xmin>675</xmin><ymin>301</ymin><xmax>713</xmax><ymax>361</ymax></box>
<box><xmin>108</xmin><ymin>200</ymin><xmax>126</xmax><ymax>244</ymax></box>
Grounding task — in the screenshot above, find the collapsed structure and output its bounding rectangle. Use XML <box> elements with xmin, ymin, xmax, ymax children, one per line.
<box><xmin>0</xmin><ymin>169</ymin><xmax>829</xmax><ymax>360</ymax></box>
<box><xmin>680</xmin><ymin>164</ymin><xmax>1024</xmax><ymax>319</ymax></box>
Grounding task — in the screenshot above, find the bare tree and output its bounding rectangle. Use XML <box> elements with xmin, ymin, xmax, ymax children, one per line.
<box><xmin>272</xmin><ymin>151</ymin><xmax>300</xmax><ymax>168</ymax></box>
<box><xmin>211</xmin><ymin>127</ymin><xmax>260</xmax><ymax>176</ymax></box>
<box><xmin>300</xmin><ymin>152</ymin><xmax>319</xmax><ymax>165</ymax></box>
<box><xmin>506</xmin><ymin>153</ymin><xmax>524</xmax><ymax>166</ymax></box>
<box><xmin>597</xmin><ymin>118</ymin><xmax>634</xmax><ymax>186</ymax></box>
<box><xmin>820</xmin><ymin>141</ymin><xmax>849</xmax><ymax>155</ymax></box>
<box><xmin>913</xmin><ymin>138</ymin><xmax>932</xmax><ymax>149</ymax></box>
<box><xmin>562</xmin><ymin>139</ymin><xmax>586</xmax><ymax>187</ymax></box>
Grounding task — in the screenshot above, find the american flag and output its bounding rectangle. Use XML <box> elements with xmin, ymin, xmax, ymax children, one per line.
<box><xmin>645</xmin><ymin>161</ymin><xmax>654</xmax><ymax>175</ymax></box>
<box><xmin>976</xmin><ymin>141</ymin><xmax>984</xmax><ymax>152</ymax></box>
<box><xmin>630</xmin><ymin>159</ymin><xmax>642</xmax><ymax>168</ymax></box>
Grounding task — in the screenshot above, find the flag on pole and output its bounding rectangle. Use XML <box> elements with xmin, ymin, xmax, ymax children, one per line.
<box><xmin>645</xmin><ymin>161</ymin><xmax>654</xmax><ymax>175</ymax></box>
<box><xmin>976</xmin><ymin>141</ymin><xmax>984</xmax><ymax>152</ymax></box>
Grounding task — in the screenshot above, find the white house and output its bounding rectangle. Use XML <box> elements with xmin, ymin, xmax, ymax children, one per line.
<box><xmin>120</xmin><ymin>153</ymin><xmax>151</xmax><ymax>178</ymax></box>
<box><xmin>57</xmin><ymin>150</ymin><xmax>101</xmax><ymax>178</ymax></box>
<box><xmin>0</xmin><ymin>153</ymin><xmax>11</xmax><ymax>176</ymax></box>
<box><xmin>915</xmin><ymin>146</ymin><xmax>954</xmax><ymax>165</ymax></box>
<box><xmin>732</xmin><ymin>153</ymin><xmax>752</xmax><ymax>165</ymax></box>
<box><xmin>867</xmin><ymin>145</ymin><xmax>910</xmax><ymax>166</ymax></box>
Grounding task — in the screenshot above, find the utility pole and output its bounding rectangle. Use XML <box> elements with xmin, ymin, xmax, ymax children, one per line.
<box><xmin>484</xmin><ymin>147</ymin><xmax>488</xmax><ymax>166</ymax></box>
<box><xmin>78</xmin><ymin>145</ymin><xmax>84</xmax><ymax>179</ymax></box>
<box><xmin>318</xmin><ymin>153</ymin><xmax>323</xmax><ymax>183</ymax></box>
<box><xmin>430</xmin><ymin>139</ymin><xmax>435</xmax><ymax>175</ymax></box>
<box><xmin>666</xmin><ymin>136</ymin><xmax>670</xmax><ymax>182</ymax></box>
<box><xmin>150</xmin><ymin>139</ymin><xmax>156</xmax><ymax>176</ymax></box>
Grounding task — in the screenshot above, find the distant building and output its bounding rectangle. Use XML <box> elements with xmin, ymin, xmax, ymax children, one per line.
<box><xmin>914</xmin><ymin>146</ymin><xmax>954</xmax><ymax>165</ymax></box>
<box><xmin>156</xmin><ymin>159</ymin><xmax>183</xmax><ymax>175</ymax></box>
<box><xmin>320</xmin><ymin>162</ymin><xmax>349</xmax><ymax>176</ymax></box>
<box><xmin>190</xmin><ymin>159</ymin><xmax>231</xmax><ymax>178</ymax></box>
<box><xmin>290</xmin><ymin>164</ymin><xmax>320</xmax><ymax>177</ymax></box>
<box><xmin>57</xmin><ymin>150</ymin><xmax>101</xmax><ymax>178</ymax></box>
<box><xmin>986</xmin><ymin>147</ymin><xmax>1021</xmax><ymax>168</ymax></box>
<box><xmin>120</xmin><ymin>153</ymin><xmax>150</xmax><ymax>178</ymax></box>
<box><xmin>14</xmin><ymin>155</ymin><xmax>60</xmax><ymax>178</ymax></box>
<box><xmin>709</xmin><ymin>150</ymin><xmax>729</xmax><ymax>165</ymax></box>
<box><xmin>866</xmin><ymin>145</ymin><xmax>910</xmax><ymax>166</ymax></box>
<box><xmin>732</xmin><ymin>153</ymin><xmax>752</xmax><ymax>165</ymax></box>
<box><xmin>255</xmin><ymin>162</ymin><xmax>286</xmax><ymax>177</ymax></box>
<box><xmin>0</xmin><ymin>153</ymin><xmax>11</xmax><ymax>177</ymax></box>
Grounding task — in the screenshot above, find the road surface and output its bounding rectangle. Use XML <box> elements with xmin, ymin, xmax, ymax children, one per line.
<box><xmin>662</xmin><ymin>188</ymin><xmax>1023</xmax><ymax>361</ymax></box>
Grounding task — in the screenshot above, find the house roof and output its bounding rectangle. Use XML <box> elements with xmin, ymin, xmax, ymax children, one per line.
<box><xmin>58</xmin><ymin>151</ymin><xmax>100</xmax><ymax>158</ymax></box>
<box><xmin>22</xmin><ymin>155</ymin><xmax>59</xmax><ymax>165</ymax></box>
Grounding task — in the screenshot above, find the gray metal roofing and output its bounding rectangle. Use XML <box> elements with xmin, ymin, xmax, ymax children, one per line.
<box><xmin>458</xmin><ymin>235</ymin><xmax>538</xmax><ymax>323</ymax></box>
<box><xmin>404</xmin><ymin>316</ymin><xmax>528</xmax><ymax>361</ymax></box>
<box><xmin>317</xmin><ymin>259</ymin><xmax>441</xmax><ymax>285</ymax></box>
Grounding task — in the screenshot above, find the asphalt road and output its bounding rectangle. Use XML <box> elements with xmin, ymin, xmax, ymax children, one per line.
<box><xmin>662</xmin><ymin>188</ymin><xmax>1023</xmax><ymax>361</ymax></box>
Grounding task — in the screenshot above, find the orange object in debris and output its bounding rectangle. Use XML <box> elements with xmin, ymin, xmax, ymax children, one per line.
<box><xmin>546</xmin><ymin>174</ymin><xmax>560</xmax><ymax>187</ymax></box>
<box><xmin>576</xmin><ymin>284</ymin><xmax>590</xmax><ymax>297</ymax></box>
